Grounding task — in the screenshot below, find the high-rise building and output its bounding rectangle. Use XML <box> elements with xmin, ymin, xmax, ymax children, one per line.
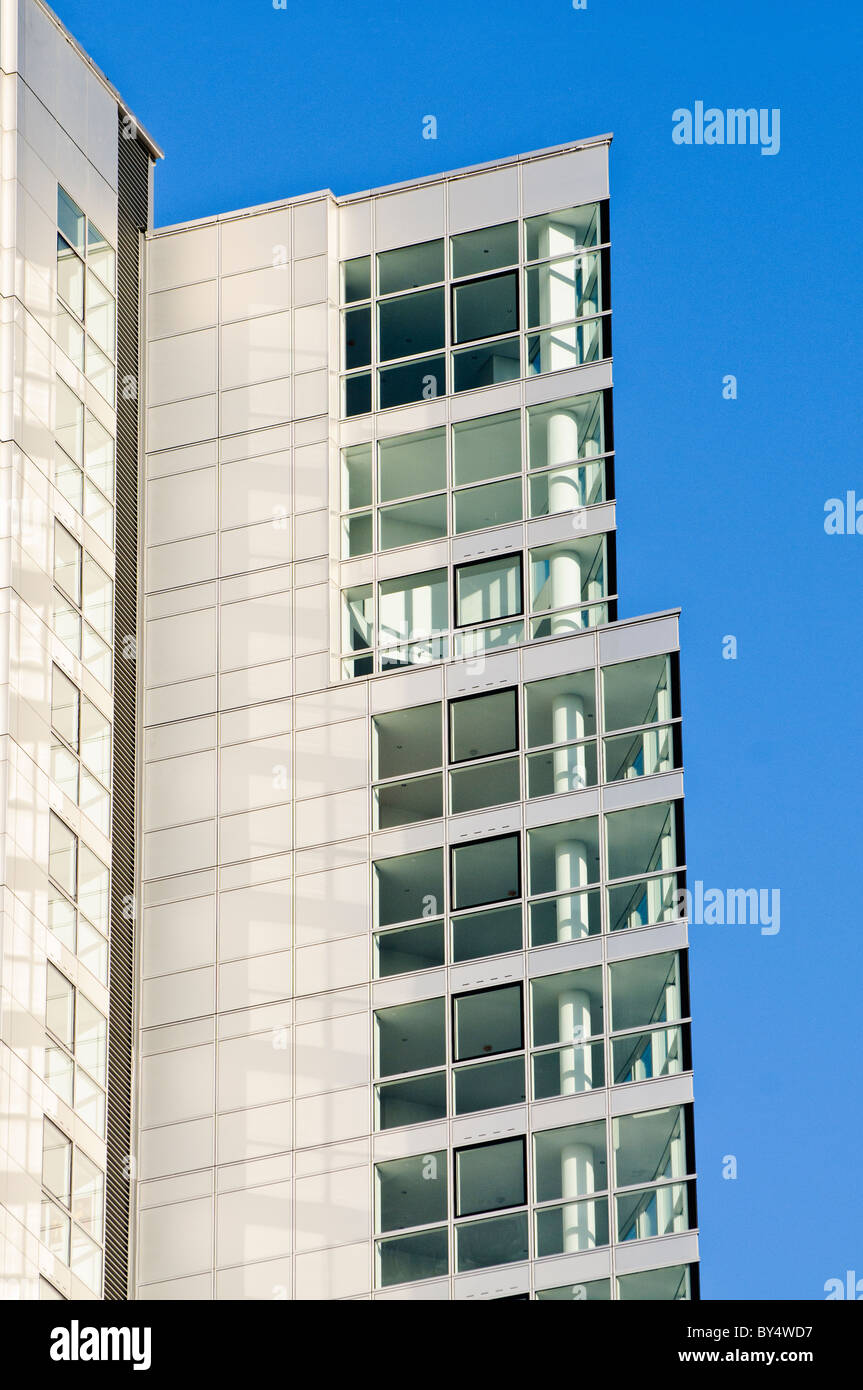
<box><xmin>1</xmin><ymin>0</ymin><xmax>699</xmax><ymax>1302</ymax></box>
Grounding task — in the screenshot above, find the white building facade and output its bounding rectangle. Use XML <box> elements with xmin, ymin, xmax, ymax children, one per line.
<box><xmin>1</xmin><ymin>0</ymin><xmax>699</xmax><ymax>1301</ymax></box>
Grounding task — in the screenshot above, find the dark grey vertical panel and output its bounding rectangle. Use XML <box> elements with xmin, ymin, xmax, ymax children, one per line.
<box><xmin>104</xmin><ymin>114</ymin><xmax>150</xmax><ymax>1302</ymax></box>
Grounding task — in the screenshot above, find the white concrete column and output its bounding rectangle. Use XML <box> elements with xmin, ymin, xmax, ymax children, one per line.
<box><xmin>552</xmin><ymin>691</ymin><xmax>586</xmax><ymax>791</ymax></box>
<box><xmin>549</xmin><ymin>548</ymin><xmax>583</xmax><ymax>634</ymax></box>
<box><xmin>558</xmin><ymin>987</ymin><xmax>592</xmax><ymax>1094</ymax></box>
<box><xmin>554</xmin><ymin>838</ymin><xmax>590</xmax><ymax>940</ymax></box>
<box><xmin>539</xmin><ymin>221</ymin><xmax>579</xmax><ymax>371</ymax></box>
<box><xmin>546</xmin><ymin>408</ymin><xmax>582</xmax><ymax>514</ymax></box>
<box><xmin>561</xmin><ymin>1142</ymin><xmax>596</xmax><ymax>1252</ymax></box>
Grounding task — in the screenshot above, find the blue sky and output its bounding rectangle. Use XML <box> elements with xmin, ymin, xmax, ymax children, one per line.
<box><xmin>51</xmin><ymin>0</ymin><xmax>862</xmax><ymax>1299</ymax></box>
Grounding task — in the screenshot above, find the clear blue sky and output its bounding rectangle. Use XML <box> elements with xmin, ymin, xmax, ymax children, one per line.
<box><xmin>51</xmin><ymin>0</ymin><xmax>862</xmax><ymax>1300</ymax></box>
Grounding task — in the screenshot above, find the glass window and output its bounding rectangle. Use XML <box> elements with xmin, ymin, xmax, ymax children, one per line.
<box><xmin>453</xmin><ymin>410</ymin><xmax>521</xmax><ymax>487</ymax></box>
<box><xmin>344</xmin><ymin>372</ymin><xmax>372</xmax><ymax>417</ymax></box>
<box><xmin>602</xmin><ymin>655</ymin><xmax>673</xmax><ymax>732</ymax></box>
<box><xmin>51</xmin><ymin>667</ymin><xmax>80</xmax><ymax>750</ymax></box>
<box><xmin>376</xmin><ymin>1226</ymin><xmax>448</xmax><ymax>1287</ymax></box>
<box><xmin>526</xmin><ymin>252</ymin><xmax>601</xmax><ymax>329</ymax></box>
<box><xmin>374</xmin><ymin>773</ymin><xmax>443</xmax><ymax>829</ymax></box>
<box><xmin>454</xmin><ymin>984</ymin><xmax>522</xmax><ymax>1061</ymax></box>
<box><xmin>536</xmin><ymin>1279</ymin><xmax>611</xmax><ymax>1301</ymax></box>
<box><xmin>340</xmin><ymin>492</ymin><xmax>369</xmax><ymax>558</ymax></box>
<box><xmin>534</xmin><ymin>1120</ymin><xmax>607</xmax><ymax>1203</ymax></box>
<box><xmin>525</xmin><ymin>203</ymin><xmax>600</xmax><ymax>262</ymax></box>
<box><xmin>451</xmin><ymin>903</ymin><xmax>522</xmax><ymax>963</ymax></box>
<box><xmin>84</xmin><ymin>412</ymin><xmax>114</xmax><ymax>495</ymax></box>
<box><xmin>46</xmin><ymin>964</ymin><xmax>74</xmax><ymax>1048</ymax></box>
<box><xmin>80</xmin><ymin>702</ymin><xmax>111</xmax><ymax>785</ymax></box>
<box><xmin>42</xmin><ymin>1120</ymin><xmax>72</xmax><ymax>1206</ymax></box>
<box><xmin>343</xmin><ymin>305</ymin><xmax>371</xmax><ymax>369</ymax></box>
<box><xmin>451</xmin><ymin>834</ymin><xmax>519</xmax><ymax>911</ymax></box>
<box><xmin>617</xmin><ymin>1266</ymin><xmax>691</xmax><ymax>1301</ymax></box>
<box><xmin>374</xmin><ymin>919</ymin><xmax>445</xmax><ymax>978</ymax></box>
<box><xmin>82</xmin><ymin>557</ymin><xmax>112</xmax><ymax>643</ymax></box>
<box><xmin>375</xmin><ymin>1152</ymin><xmax>447</xmax><ymax>1233</ymax></box>
<box><xmin>451</xmin><ymin>222</ymin><xmax>518</xmax><ymax>278</ymax></box>
<box><xmin>374</xmin><ymin>703</ymin><xmax>442</xmax><ymax>779</ymax></box>
<box><xmin>527</xmin><ymin>391</ymin><xmax>606</xmax><ymax>516</ymax></box>
<box><xmin>455</xmin><ymin>554</ymin><xmax>522</xmax><ymax>627</ymax></box>
<box><xmin>54</xmin><ymin>522</ymin><xmax>81</xmax><ymax>604</ymax></box>
<box><xmin>525</xmin><ymin>671</ymin><xmax>596</xmax><ymax>748</ymax></box>
<box><xmin>78</xmin><ymin>846</ymin><xmax>110</xmax><ymax>934</ymax></box>
<box><xmin>378</xmin><ymin>427</ymin><xmax>446</xmax><ymax>503</ymax></box>
<box><xmin>55</xmin><ymin>379</ymin><xmax>84</xmax><ymax>465</ymax></box>
<box><xmin>379</xmin><ymin>569</ymin><xmax>447</xmax><ymax>646</ymax></box>
<box><xmin>379</xmin><ymin>355</ymin><xmax>445</xmax><ymax>409</ymax></box>
<box><xmin>456</xmin><ymin>1137</ymin><xmax>525</xmax><ymax>1217</ymax></box>
<box><xmin>614</xmin><ymin>1106</ymin><xmax>687</xmax><ymax>1189</ymax></box>
<box><xmin>341</xmin><ymin>443</ymin><xmax>372</xmax><ymax>511</ymax></box>
<box><xmin>57</xmin><ymin>188</ymin><xmax>85</xmax><ymax>252</ymax></box>
<box><xmin>72</xmin><ymin>1148</ymin><xmax>104</xmax><ymax>1242</ymax></box>
<box><xmin>531</xmin><ymin>966</ymin><xmax>603</xmax><ymax>1047</ymax></box>
<box><xmin>528</xmin><ymin>817</ymin><xmax>600</xmax><ymax>895</ymax></box>
<box><xmin>379</xmin><ymin>287</ymin><xmax>445</xmax><ymax>362</ymax></box>
<box><xmin>57</xmin><ymin>236</ymin><xmax>84</xmax><ymax>317</ymax></box>
<box><xmin>87</xmin><ymin>222</ymin><xmax>115</xmax><ymax>291</ymax></box>
<box><xmin>447</xmin><ymin>689</ymin><xmax>514</xmax><ymax>767</ymax></box>
<box><xmin>75</xmin><ymin>995</ymin><xmax>107</xmax><ymax>1086</ymax></box>
<box><xmin>375</xmin><ymin>998</ymin><xmax>446</xmax><ymax>1078</ymax></box>
<box><xmin>454</xmin><ymin>1055</ymin><xmax>525</xmax><ymax>1115</ymax></box>
<box><xmin>454</xmin><ymin>478</ymin><xmax>522</xmax><ymax>534</ymax></box>
<box><xmin>449</xmin><ymin>688</ymin><xmax>517</xmax><ymax>764</ymax></box>
<box><xmin>378</xmin><ymin>239</ymin><xmax>444</xmax><ymax>296</ymax></box>
<box><xmin>376</xmin><ymin>1072</ymin><xmax>447</xmax><ymax>1130</ymax></box>
<box><xmin>379</xmin><ymin>495</ymin><xmax>447</xmax><ymax>551</ymax></box>
<box><xmin>343</xmin><ymin>585</ymin><xmax>373</xmax><ymax>654</ymax></box>
<box><xmin>85</xmin><ymin>270</ymin><xmax>114</xmax><ymax>356</ymax></box>
<box><xmin>452</xmin><ymin>336</ymin><xmax>519</xmax><ymax>392</ymax></box>
<box><xmin>452</xmin><ymin>272</ymin><xmax>518</xmax><ymax>345</ymax></box>
<box><xmin>605</xmin><ymin>801</ymin><xmax>678</xmax><ymax>882</ymax></box>
<box><xmin>609</xmin><ymin>954</ymin><xmax>681</xmax><ymax>1033</ymax></box>
<box><xmin>374</xmin><ymin>847</ymin><xmax>444</xmax><ymax>927</ymax></box>
<box><xmin>450</xmin><ymin>756</ymin><xmax>519</xmax><ymax>815</ymax></box>
<box><xmin>49</xmin><ymin>814</ymin><xmax>77</xmax><ymax>897</ymax></box>
<box><xmin>529</xmin><ymin>537</ymin><xmax>606</xmax><ymax>618</ymax></box>
<box><xmin>342</xmin><ymin>255</ymin><xmax>371</xmax><ymax>303</ymax></box>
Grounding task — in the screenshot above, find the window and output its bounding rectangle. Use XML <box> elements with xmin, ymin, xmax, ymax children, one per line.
<box><xmin>342</xmin><ymin>207</ymin><xmax>608</xmax><ymax>414</ymax></box>
<box><xmin>531</xmin><ymin>966</ymin><xmax>605</xmax><ymax>1100</ymax></box>
<box><xmin>378</xmin><ymin>427</ymin><xmax>447</xmax><ymax>552</ymax></box>
<box><xmin>529</xmin><ymin>535</ymin><xmax>609</xmax><ymax>637</ymax></box>
<box><xmin>372</xmin><ymin>703</ymin><xmax>443</xmax><ymax>830</ymax></box>
<box><xmin>374</xmin><ymin>998</ymin><xmax>447</xmax><ymax>1130</ymax></box>
<box><xmin>452</xmin><ymin>272</ymin><xmax>518</xmax><ymax>345</ymax></box>
<box><xmin>378</xmin><ymin>239</ymin><xmax>445</xmax><ymax>295</ymax></box>
<box><xmin>534</xmin><ymin>1120</ymin><xmax>609</xmax><ymax>1256</ymax></box>
<box><xmin>454</xmin><ymin>984</ymin><xmax>523</xmax><ymax>1062</ymax></box>
<box><xmin>378</xmin><ymin>568</ymin><xmax>448</xmax><ymax>668</ymax></box>
<box><xmin>610</xmin><ymin>953</ymin><xmax>687</xmax><ymax>1085</ymax></box>
<box><xmin>527</xmin><ymin>390</ymin><xmax>608</xmax><ymax>518</ymax></box>
<box><xmin>448</xmin><ymin>688</ymin><xmax>520</xmax><ymax>815</ymax></box>
<box><xmin>525</xmin><ymin>670</ymin><xmax>598</xmax><ymax>796</ymax></box>
<box><xmin>451</xmin><ymin>222</ymin><xmax>518</xmax><ymax>278</ymax></box>
<box><xmin>47</xmin><ymin>812</ymin><xmax>110</xmax><ymax>982</ymax></box>
<box><xmin>613</xmin><ymin>1106</ymin><xmax>692</xmax><ymax>1243</ymax></box>
<box><xmin>617</xmin><ymin>1266</ymin><xmax>691</xmax><ymax>1300</ymax></box>
<box><xmin>455</xmin><ymin>554</ymin><xmax>522</xmax><ymax>629</ymax></box>
<box><xmin>54</xmin><ymin>376</ymin><xmax>117</xmax><ymax>539</ymax></box>
<box><xmin>374</xmin><ymin>1150</ymin><xmax>449</xmax><ymax>1287</ymax></box>
<box><xmin>44</xmin><ymin>964</ymin><xmax>107</xmax><ymax>1137</ymax></box>
<box><xmin>51</xmin><ymin>666</ymin><xmax>111</xmax><ymax>834</ymax></box>
<box><xmin>451</xmin><ymin>834</ymin><xmax>520</xmax><ymax>911</ymax></box>
<box><xmin>52</xmin><ymin>522</ymin><xmax>113</xmax><ymax>689</ymax></box>
<box><xmin>528</xmin><ymin>815</ymin><xmax>601</xmax><ymax>946</ymax></box>
<box><xmin>41</xmin><ymin>1119</ymin><xmax>104</xmax><ymax>1294</ymax></box>
<box><xmin>56</xmin><ymin>187</ymin><xmax>116</xmax><ymax>401</ymax></box>
<box><xmin>605</xmin><ymin>800</ymin><xmax>679</xmax><ymax>882</ymax></box>
<box><xmin>452</xmin><ymin>409</ymin><xmax>522</xmax><ymax>534</ymax></box>
<box><xmin>602</xmin><ymin>654</ymin><xmax>679</xmax><ymax>782</ymax></box>
<box><xmin>454</xmin><ymin>1138</ymin><xmax>528</xmax><ymax>1273</ymax></box>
